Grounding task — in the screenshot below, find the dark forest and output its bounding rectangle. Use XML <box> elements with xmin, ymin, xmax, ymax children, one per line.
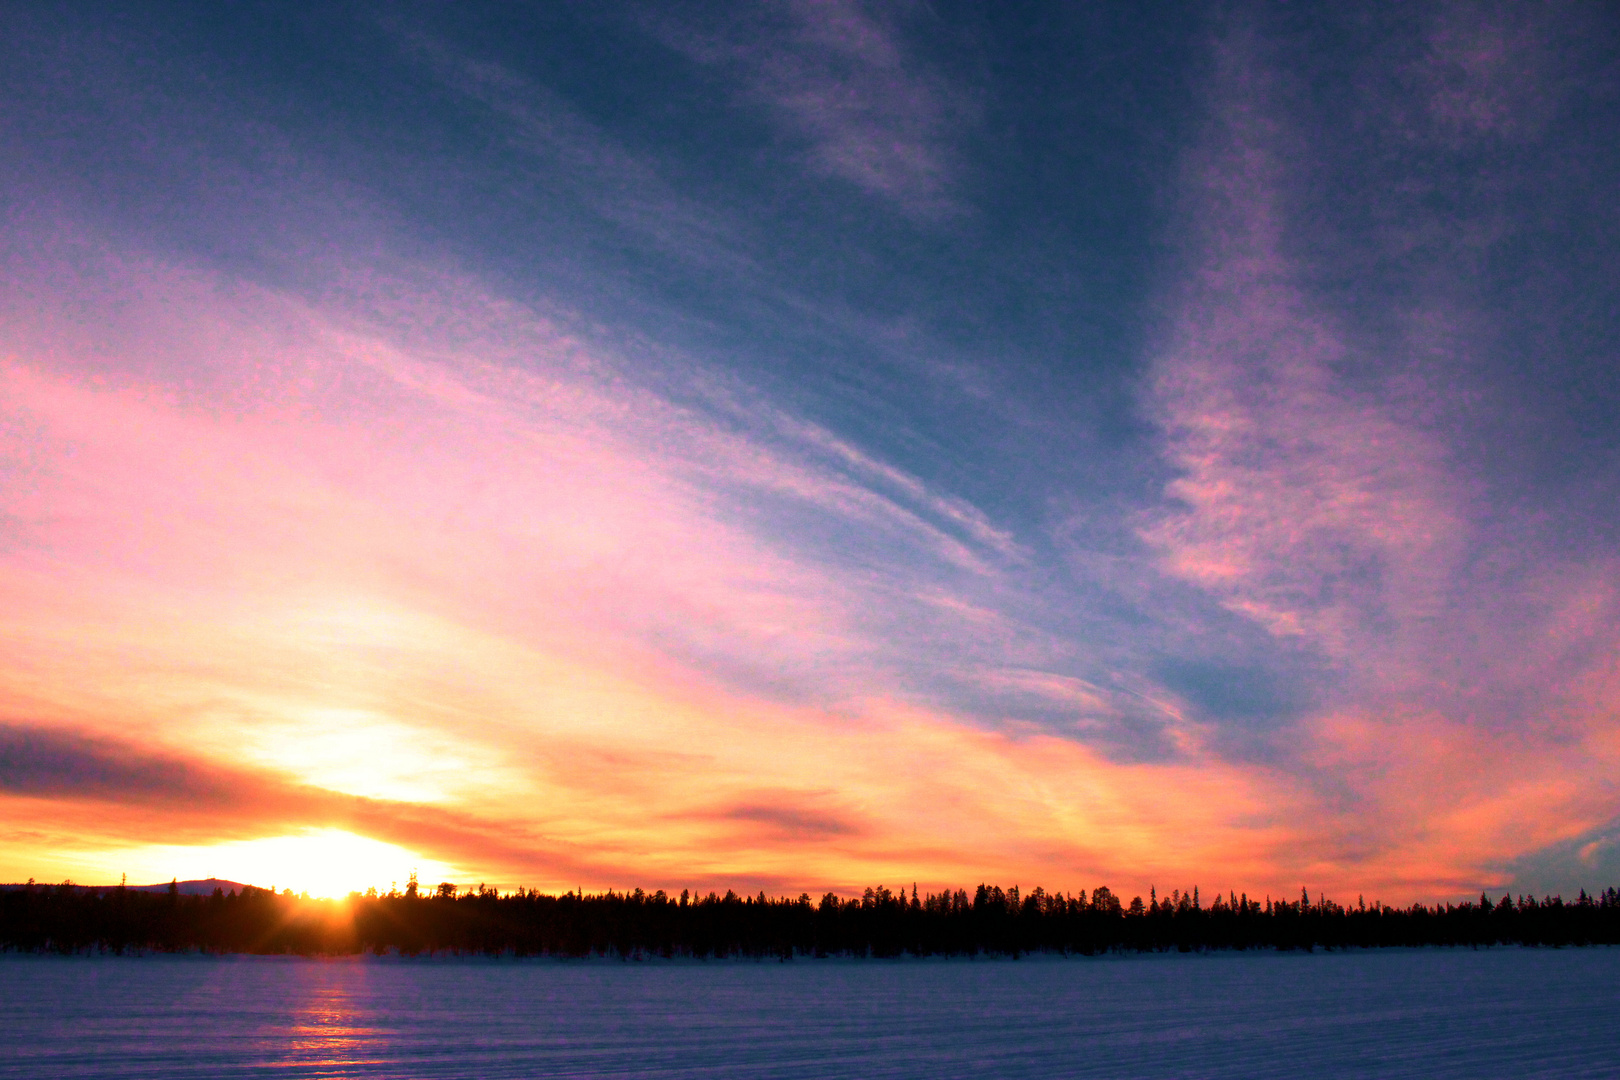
<box><xmin>6</xmin><ymin>879</ymin><xmax>1620</xmax><ymax>957</ymax></box>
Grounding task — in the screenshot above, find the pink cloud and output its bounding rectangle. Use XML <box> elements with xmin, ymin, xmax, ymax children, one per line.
<box><xmin>3</xmin><ymin>212</ymin><xmax>1616</xmax><ymax>904</ymax></box>
<box><xmin>1420</xmin><ymin>1</ymin><xmax>1565</xmax><ymax>142</ymax></box>
<box><xmin>1139</xmin><ymin>42</ymin><xmax>1469</xmax><ymax>662</ymax></box>
<box><xmin>1129</xmin><ymin>26</ymin><xmax>1620</xmax><ymax>898</ymax></box>
<box><xmin>0</xmin><ymin>246</ymin><xmax>1108</xmax><ymax>891</ymax></box>
<box><xmin>0</xmin><ymin>245</ymin><xmax>1316</xmax><ymax>898</ymax></box>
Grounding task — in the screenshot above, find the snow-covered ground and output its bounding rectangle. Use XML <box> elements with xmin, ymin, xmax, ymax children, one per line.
<box><xmin>4</xmin><ymin>948</ymin><xmax>1617</xmax><ymax>1078</ymax></box>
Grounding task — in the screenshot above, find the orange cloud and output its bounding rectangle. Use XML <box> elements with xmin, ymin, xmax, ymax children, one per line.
<box><xmin>1</xmin><ymin>245</ymin><xmax>1616</xmax><ymax>907</ymax></box>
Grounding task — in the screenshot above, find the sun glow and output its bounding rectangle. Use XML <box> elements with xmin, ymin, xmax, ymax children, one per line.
<box><xmin>149</xmin><ymin>830</ymin><xmax>460</xmax><ymax>899</ymax></box>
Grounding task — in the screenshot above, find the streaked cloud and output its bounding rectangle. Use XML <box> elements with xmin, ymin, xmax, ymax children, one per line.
<box><xmin>1133</xmin><ymin>15</ymin><xmax>1620</xmax><ymax>896</ymax></box>
<box><xmin>1141</xmin><ymin>33</ymin><xmax>1467</xmax><ymax>663</ymax></box>
<box><xmin>1</xmin><ymin>2</ymin><xmax>1617</xmax><ymax>904</ymax></box>
<box><xmin>653</xmin><ymin>0</ymin><xmax>975</xmax><ymax>216</ymax></box>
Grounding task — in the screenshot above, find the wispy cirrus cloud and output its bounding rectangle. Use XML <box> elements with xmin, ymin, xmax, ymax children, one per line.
<box><xmin>653</xmin><ymin>0</ymin><xmax>975</xmax><ymax>216</ymax></box>
<box><xmin>1420</xmin><ymin>0</ymin><xmax>1569</xmax><ymax>142</ymax></box>
<box><xmin>1141</xmin><ymin>45</ymin><xmax>1467</xmax><ymax>662</ymax></box>
<box><xmin>4</xmin><ymin>2</ymin><xmax>1618</xmax><ymax>906</ymax></box>
<box><xmin>1132</xmin><ymin>15</ymin><xmax>1620</xmax><ymax>896</ymax></box>
<box><xmin>0</xmin><ymin>225</ymin><xmax>1364</xmax><ymax>898</ymax></box>
<box><xmin>384</xmin><ymin>22</ymin><xmax>757</xmax><ymax>275</ymax></box>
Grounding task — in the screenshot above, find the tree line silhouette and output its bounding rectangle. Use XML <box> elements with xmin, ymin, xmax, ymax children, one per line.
<box><xmin>5</xmin><ymin>877</ymin><xmax>1619</xmax><ymax>957</ymax></box>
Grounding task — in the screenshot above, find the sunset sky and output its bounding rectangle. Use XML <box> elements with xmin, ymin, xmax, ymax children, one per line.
<box><xmin>3</xmin><ymin>2</ymin><xmax>1619</xmax><ymax>903</ymax></box>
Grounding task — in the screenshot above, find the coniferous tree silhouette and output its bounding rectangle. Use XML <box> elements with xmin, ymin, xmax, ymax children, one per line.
<box><xmin>4</xmin><ymin>879</ymin><xmax>1619</xmax><ymax>957</ymax></box>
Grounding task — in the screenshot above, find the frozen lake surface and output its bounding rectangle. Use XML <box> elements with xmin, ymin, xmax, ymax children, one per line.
<box><xmin>3</xmin><ymin>948</ymin><xmax>1618</xmax><ymax>1078</ymax></box>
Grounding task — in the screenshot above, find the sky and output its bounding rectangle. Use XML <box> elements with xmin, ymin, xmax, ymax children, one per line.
<box><xmin>2</xmin><ymin>1</ymin><xmax>1619</xmax><ymax>903</ymax></box>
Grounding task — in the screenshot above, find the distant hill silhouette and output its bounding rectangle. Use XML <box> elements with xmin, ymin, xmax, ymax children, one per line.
<box><xmin>128</xmin><ymin>879</ymin><xmax>254</xmax><ymax>896</ymax></box>
<box><xmin>1</xmin><ymin>879</ymin><xmax>253</xmax><ymax>896</ymax></box>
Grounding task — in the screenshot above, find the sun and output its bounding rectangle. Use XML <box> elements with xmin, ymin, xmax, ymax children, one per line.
<box><xmin>152</xmin><ymin>829</ymin><xmax>462</xmax><ymax>899</ymax></box>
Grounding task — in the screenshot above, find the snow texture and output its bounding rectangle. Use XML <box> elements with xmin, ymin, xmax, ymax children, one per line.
<box><xmin>2</xmin><ymin>948</ymin><xmax>1617</xmax><ymax>1078</ymax></box>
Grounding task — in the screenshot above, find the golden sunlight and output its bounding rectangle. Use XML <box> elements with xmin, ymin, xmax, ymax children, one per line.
<box><xmin>139</xmin><ymin>829</ymin><xmax>461</xmax><ymax>899</ymax></box>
